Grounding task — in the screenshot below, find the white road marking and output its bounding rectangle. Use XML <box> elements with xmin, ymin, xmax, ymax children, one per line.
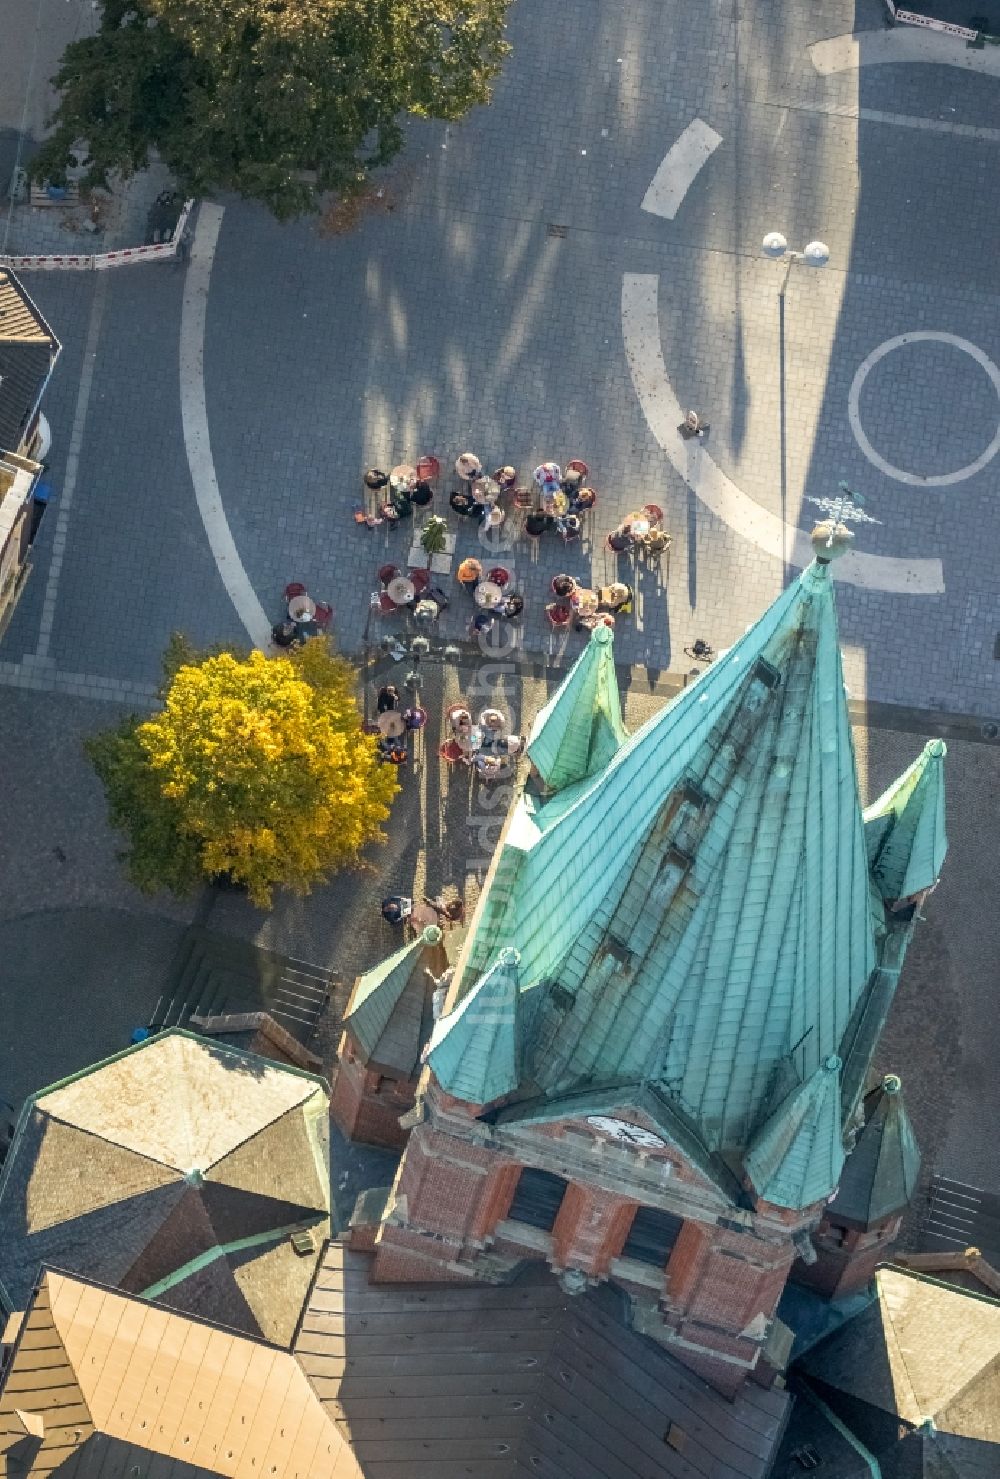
<box><xmin>621</xmin><ymin>273</ymin><xmax>946</xmax><ymax>594</ymax></box>
<box><xmin>810</xmin><ymin>27</ymin><xmax>1000</xmax><ymax>78</ymax></box>
<box><xmin>848</xmin><ymin>331</ymin><xmax>1000</xmax><ymax>486</ymax></box>
<box><xmin>33</xmin><ymin>272</ymin><xmax>109</xmax><ymax>662</ymax></box>
<box><xmin>765</xmin><ymin>97</ymin><xmax>1000</xmax><ymax>144</ymax></box>
<box><xmin>179</xmin><ymin>203</ymin><xmax>271</xmax><ymax>650</ymax></box>
<box><xmin>641</xmin><ymin>120</ymin><xmax>723</xmax><ymax>220</ymax></box>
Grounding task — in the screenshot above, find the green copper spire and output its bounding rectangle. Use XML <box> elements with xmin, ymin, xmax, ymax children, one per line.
<box><xmin>343</xmin><ymin>934</ymin><xmax>425</xmax><ymax>1059</ymax></box>
<box><xmin>527</xmin><ymin>624</ymin><xmax>628</xmax><ymax>792</ymax></box>
<box><xmin>452</xmin><ymin>555</ymin><xmax>877</xmax><ymax>1191</ymax></box>
<box><xmin>864</xmin><ymin>739</ymin><xmax>947</xmax><ymax>902</ymax></box>
<box><xmin>827</xmin><ymin>1073</ymin><xmax>920</xmax><ymax>1228</ymax></box>
<box><xmin>427</xmin><ymin>948</ymin><xmax>521</xmax><ymax>1106</ymax></box>
<box><xmin>745</xmin><ymin>1056</ymin><xmax>845</xmax><ymax>1210</ymax></box>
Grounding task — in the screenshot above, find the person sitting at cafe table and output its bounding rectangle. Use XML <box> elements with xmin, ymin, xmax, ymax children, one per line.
<box><xmin>597</xmin><ymin>581</ymin><xmax>633</xmax><ymax>614</ymax></box>
<box><xmin>499</xmin><ymin>592</ymin><xmax>523</xmax><ymax>621</ymax></box>
<box><xmin>381</xmin><ymin>895</ymin><xmax>413</xmax><ymax>926</ymax></box>
<box><xmin>377</xmin><ymin>683</ymin><xmax>401</xmax><ymax>713</ymax></box>
<box><xmin>271</xmin><ymin>619</ymin><xmax>302</xmax><ymax>649</ymax></box>
<box><xmin>457</xmin><ymin>557</ymin><xmax>482</xmax><ymax>592</ymax></box>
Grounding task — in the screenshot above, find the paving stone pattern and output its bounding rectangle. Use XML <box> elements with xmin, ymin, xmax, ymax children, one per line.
<box><xmin>2</xmin><ymin>0</ymin><xmax>998</xmax><ymax>720</ymax></box>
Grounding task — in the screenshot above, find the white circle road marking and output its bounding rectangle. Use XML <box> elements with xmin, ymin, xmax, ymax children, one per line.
<box><xmin>621</xmin><ymin>274</ymin><xmax>945</xmax><ymax>594</ymax></box>
<box><xmin>180</xmin><ymin>203</ymin><xmax>272</xmax><ymax>650</ymax></box>
<box><xmin>848</xmin><ymin>331</ymin><xmax>1000</xmax><ymax>487</ymax></box>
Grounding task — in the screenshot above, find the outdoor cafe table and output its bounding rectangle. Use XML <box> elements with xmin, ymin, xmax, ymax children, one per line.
<box><xmin>377</xmin><ymin>711</ymin><xmax>406</xmax><ymax>738</ymax></box>
<box><xmin>288</xmin><ymin>593</ymin><xmax>316</xmax><ymax>621</ymax></box>
<box><xmin>471</xmin><ymin>477</ymin><xmax>501</xmax><ymax>506</ymax></box>
<box><xmin>474</xmin><ymin>580</ymin><xmax>504</xmax><ymax>609</ymax></box>
<box><xmin>387</xmin><ymin>576</ymin><xmax>416</xmax><ymax>606</ymax></box>
<box><xmin>571</xmin><ymin>587</ymin><xmax>599</xmax><ymax>616</ymax></box>
<box><xmin>626</xmin><ymin>512</ymin><xmax>651</xmax><ymax>538</ymax></box>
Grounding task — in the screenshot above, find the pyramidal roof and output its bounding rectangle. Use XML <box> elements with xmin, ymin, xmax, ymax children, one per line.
<box><xmin>865</xmin><ymin>738</ymin><xmax>947</xmax><ymax>901</ymax></box>
<box><xmin>447</xmin><ymin>555</ymin><xmax>878</xmax><ymax>1190</ymax></box>
<box><xmin>527</xmin><ymin>624</ymin><xmax>628</xmax><ymax>790</ymax></box>
<box><xmin>428</xmin><ymin>947</ymin><xmax>521</xmax><ymax>1106</ymax></box>
<box><xmin>344</xmin><ymin>933</ymin><xmax>426</xmax><ymax>1058</ymax></box>
<box><xmin>0</xmin><ymin>1030</ymin><xmax>330</xmax><ymax>1341</ymax></box>
<box><xmin>827</xmin><ymin>1073</ymin><xmax>921</xmax><ymax>1228</ymax></box>
<box><xmin>800</xmin><ymin>1266</ymin><xmax>1000</xmax><ymax>1434</ymax></box>
<box><xmin>745</xmin><ymin>1055</ymin><xmax>845</xmax><ymax>1210</ymax></box>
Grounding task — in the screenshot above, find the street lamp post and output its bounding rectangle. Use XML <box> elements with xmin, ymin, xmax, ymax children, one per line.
<box><xmin>762</xmin><ymin>232</ymin><xmax>830</xmax><ymax>296</ymax></box>
<box><xmin>761</xmin><ymin>232</ymin><xmax>831</xmax><ymax>577</ymax></box>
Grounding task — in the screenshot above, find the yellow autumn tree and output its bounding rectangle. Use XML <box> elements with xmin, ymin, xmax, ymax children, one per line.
<box><xmin>87</xmin><ymin>638</ymin><xmax>398</xmax><ymax>906</ymax></box>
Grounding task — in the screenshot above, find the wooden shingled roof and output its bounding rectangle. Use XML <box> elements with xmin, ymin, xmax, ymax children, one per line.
<box><xmin>294</xmin><ymin>1242</ymin><xmax>789</xmax><ymax>1479</ymax></box>
<box><xmin>0</xmin><ymin>1269</ymin><xmax>363</xmax><ymax>1479</ymax></box>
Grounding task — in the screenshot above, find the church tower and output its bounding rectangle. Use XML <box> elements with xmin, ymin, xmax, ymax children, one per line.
<box><xmin>352</xmin><ymin>529</ymin><xmax>947</xmax><ymax>1398</ymax></box>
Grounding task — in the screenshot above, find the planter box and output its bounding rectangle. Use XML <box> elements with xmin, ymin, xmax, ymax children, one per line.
<box><xmin>408</xmin><ymin>531</ymin><xmax>456</xmax><ymax>574</ymax></box>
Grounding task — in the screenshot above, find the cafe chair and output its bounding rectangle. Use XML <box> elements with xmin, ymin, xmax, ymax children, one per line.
<box><xmin>378</xmin><ymin>564</ymin><xmax>400</xmax><ymax>586</ymax></box>
<box><xmin>313</xmin><ymin>602</ymin><xmax>333</xmax><ymax>629</ymax></box>
<box><xmin>284</xmin><ymin>581</ymin><xmax>307</xmax><ymax>600</ymax></box>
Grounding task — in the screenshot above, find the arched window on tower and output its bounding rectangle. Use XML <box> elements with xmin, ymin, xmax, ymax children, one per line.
<box><xmin>621</xmin><ymin>1205</ymin><xmax>684</xmax><ymax>1267</ymax></box>
<box><xmin>507</xmin><ymin>1168</ymin><xmax>568</xmax><ymax>1231</ymax></box>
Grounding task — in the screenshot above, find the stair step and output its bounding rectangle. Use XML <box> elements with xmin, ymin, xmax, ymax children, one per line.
<box><xmin>156</xmin><ymin>927</ymin><xmax>331</xmax><ymax>1043</ymax></box>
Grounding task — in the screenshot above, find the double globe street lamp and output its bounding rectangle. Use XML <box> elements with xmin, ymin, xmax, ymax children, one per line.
<box><xmin>762</xmin><ymin>232</ymin><xmax>830</xmax><ymax>295</ymax></box>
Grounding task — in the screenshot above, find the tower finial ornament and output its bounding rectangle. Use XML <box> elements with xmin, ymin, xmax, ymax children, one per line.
<box><xmin>806</xmin><ymin>481</ymin><xmax>881</xmax><ymax>562</ymax></box>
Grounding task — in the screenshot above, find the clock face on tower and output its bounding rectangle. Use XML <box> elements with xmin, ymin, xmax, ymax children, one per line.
<box><xmin>585</xmin><ymin>1116</ymin><xmax>668</xmax><ymax>1150</ymax></box>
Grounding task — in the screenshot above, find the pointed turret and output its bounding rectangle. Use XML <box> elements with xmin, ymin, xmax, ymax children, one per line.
<box><xmin>427</xmin><ymin>948</ymin><xmax>521</xmax><ymax>1106</ymax></box>
<box><xmin>451</xmin><ymin>549</ymin><xmax>876</xmax><ymax>1175</ymax></box>
<box><xmin>827</xmin><ymin>1073</ymin><xmax>920</xmax><ymax>1228</ymax></box>
<box><xmin>864</xmin><ymin>739</ymin><xmax>947</xmax><ymax>903</ymax></box>
<box><xmin>526</xmin><ymin>624</ymin><xmax>628</xmax><ymax>792</ymax></box>
<box><xmin>745</xmin><ymin>1056</ymin><xmax>845</xmax><ymax>1210</ymax></box>
<box><xmin>344</xmin><ymin>927</ymin><xmax>443</xmax><ymax>1061</ymax></box>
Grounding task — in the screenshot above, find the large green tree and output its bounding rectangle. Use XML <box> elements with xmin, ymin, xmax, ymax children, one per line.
<box><xmin>87</xmin><ymin>636</ymin><xmax>399</xmax><ymax>906</ymax></box>
<box><xmin>33</xmin><ymin>0</ymin><xmax>511</xmax><ymax>217</ymax></box>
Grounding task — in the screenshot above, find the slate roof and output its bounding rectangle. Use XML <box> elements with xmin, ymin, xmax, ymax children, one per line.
<box><xmin>293</xmin><ymin>1241</ymin><xmax>790</xmax><ymax>1479</ymax></box>
<box><xmin>427</xmin><ymin>946</ymin><xmax>521</xmax><ymax>1105</ymax></box>
<box><xmin>0</xmin><ymin>270</ymin><xmax>59</xmax><ymax>454</ymax></box>
<box><xmin>0</xmin><ymin>1268</ymin><xmax>362</xmax><ymax>1479</ymax></box>
<box><xmin>827</xmin><ymin>1073</ymin><xmax>921</xmax><ymax>1229</ymax></box>
<box><xmin>526</xmin><ymin>623</ymin><xmax>628</xmax><ymax>791</ymax></box>
<box><xmin>0</xmin><ymin>1030</ymin><xmax>330</xmax><ymax>1345</ymax></box>
<box><xmin>445</xmin><ymin>558</ymin><xmax>880</xmax><ymax>1201</ymax></box>
<box><xmin>797</xmin><ymin>1266</ymin><xmax>1000</xmax><ymax>1468</ymax></box>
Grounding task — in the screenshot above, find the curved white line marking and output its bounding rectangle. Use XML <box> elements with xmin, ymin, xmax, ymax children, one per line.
<box><xmin>622</xmin><ymin>273</ymin><xmax>945</xmax><ymax>594</ymax></box>
<box><xmin>811</xmin><ymin>27</ymin><xmax>1000</xmax><ymax>77</ymax></box>
<box><xmin>180</xmin><ymin>203</ymin><xmax>272</xmax><ymax>649</ymax></box>
<box><xmin>641</xmin><ymin>120</ymin><xmax>723</xmax><ymax>220</ymax></box>
<box><xmin>849</xmin><ymin>331</ymin><xmax>1000</xmax><ymax>486</ymax></box>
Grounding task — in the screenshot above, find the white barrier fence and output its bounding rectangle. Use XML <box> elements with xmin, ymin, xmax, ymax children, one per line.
<box><xmin>0</xmin><ymin>198</ymin><xmax>196</xmax><ymax>273</ymax></box>
<box><xmin>883</xmin><ymin>0</ymin><xmax>981</xmax><ymax>38</ymax></box>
